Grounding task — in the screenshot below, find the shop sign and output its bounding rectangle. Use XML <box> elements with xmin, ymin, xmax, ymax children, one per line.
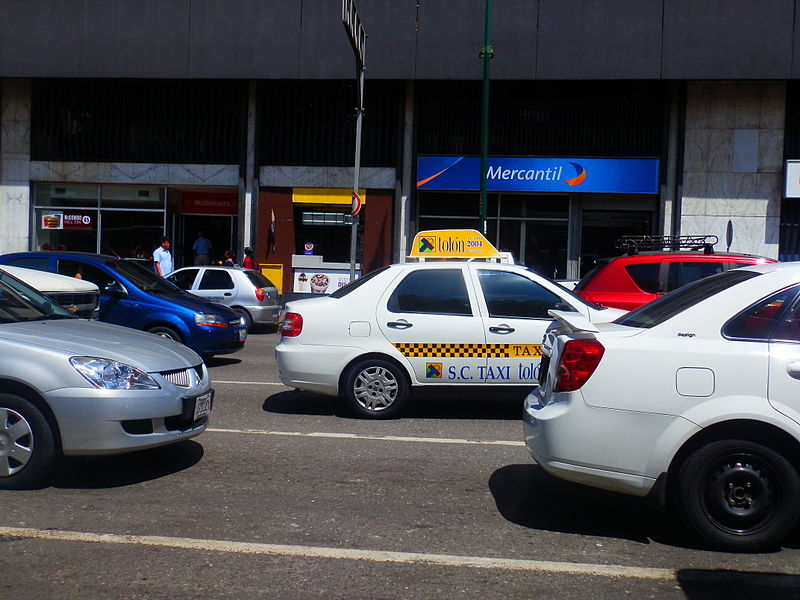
<box><xmin>181</xmin><ymin>192</ymin><xmax>238</xmax><ymax>216</ymax></box>
<box><xmin>417</xmin><ymin>156</ymin><xmax>660</xmax><ymax>194</ymax></box>
<box><xmin>408</xmin><ymin>229</ymin><xmax>500</xmax><ymax>259</ymax></box>
<box><xmin>41</xmin><ymin>211</ymin><xmax>94</xmax><ymax>230</ymax></box>
<box><xmin>785</xmin><ymin>161</ymin><xmax>800</xmax><ymax>198</ymax></box>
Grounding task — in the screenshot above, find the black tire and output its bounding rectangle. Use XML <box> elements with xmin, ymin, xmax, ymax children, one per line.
<box><xmin>148</xmin><ymin>325</ymin><xmax>183</xmax><ymax>344</ymax></box>
<box><xmin>342</xmin><ymin>358</ymin><xmax>409</xmax><ymax>419</ymax></box>
<box><xmin>234</xmin><ymin>308</ymin><xmax>253</xmax><ymax>332</ymax></box>
<box><xmin>0</xmin><ymin>393</ymin><xmax>57</xmax><ymax>490</ymax></box>
<box><xmin>677</xmin><ymin>439</ymin><xmax>800</xmax><ymax>552</ymax></box>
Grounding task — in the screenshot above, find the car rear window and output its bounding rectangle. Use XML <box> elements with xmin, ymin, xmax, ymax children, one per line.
<box><xmin>615</xmin><ymin>269</ymin><xmax>760</xmax><ymax>329</ymax></box>
<box><xmin>665</xmin><ymin>261</ymin><xmax>727</xmax><ymax>292</ymax></box>
<box><xmin>388</xmin><ymin>269</ymin><xmax>472</xmax><ymax>316</ymax></box>
<box><xmin>330</xmin><ymin>267</ymin><xmax>390</xmax><ymax>299</ymax></box>
<box><xmin>245</xmin><ymin>271</ymin><xmax>274</xmax><ymax>288</ymax></box>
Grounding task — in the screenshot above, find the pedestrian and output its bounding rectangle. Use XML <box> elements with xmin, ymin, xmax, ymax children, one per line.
<box><xmin>242</xmin><ymin>246</ymin><xmax>257</xmax><ymax>270</ymax></box>
<box><xmin>153</xmin><ymin>236</ymin><xmax>174</xmax><ymax>277</ymax></box>
<box><xmin>192</xmin><ymin>231</ymin><xmax>213</xmax><ymax>265</ymax></box>
<box><xmin>223</xmin><ymin>250</ymin><xmax>238</xmax><ymax>267</ymax></box>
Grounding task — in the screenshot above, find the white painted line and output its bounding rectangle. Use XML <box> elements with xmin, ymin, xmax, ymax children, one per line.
<box><xmin>206</xmin><ymin>428</ymin><xmax>524</xmax><ymax>447</ymax></box>
<box><xmin>213</xmin><ymin>380</ymin><xmax>285</xmax><ymax>386</ymax></box>
<box><xmin>0</xmin><ymin>526</ymin><xmax>675</xmax><ymax>580</ymax></box>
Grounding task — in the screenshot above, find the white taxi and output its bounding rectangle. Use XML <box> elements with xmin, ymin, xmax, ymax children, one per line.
<box><xmin>525</xmin><ymin>262</ymin><xmax>800</xmax><ymax>552</ymax></box>
<box><xmin>276</xmin><ymin>230</ymin><xmax>624</xmax><ymax>418</ymax></box>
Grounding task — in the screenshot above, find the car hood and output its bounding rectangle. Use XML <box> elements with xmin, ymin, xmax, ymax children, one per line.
<box><xmin>0</xmin><ymin>319</ymin><xmax>201</xmax><ymax>370</ymax></box>
<box><xmin>152</xmin><ymin>289</ymin><xmax>239</xmax><ymax>318</ymax></box>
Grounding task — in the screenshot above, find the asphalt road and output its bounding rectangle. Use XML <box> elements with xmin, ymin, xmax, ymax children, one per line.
<box><xmin>2</xmin><ymin>330</ymin><xmax>800</xmax><ymax>599</ymax></box>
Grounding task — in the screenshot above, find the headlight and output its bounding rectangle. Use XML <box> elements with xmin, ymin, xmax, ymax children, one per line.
<box><xmin>70</xmin><ymin>357</ymin><xmax>161</xmax><ymax>390</ymax></box>
<box><xmin>194</xmin><ymin>312</ymin><xmax>228</xmax><ymax>328</ymax></box>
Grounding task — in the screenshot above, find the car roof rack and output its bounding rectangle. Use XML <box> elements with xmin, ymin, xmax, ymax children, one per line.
<box><xmin>615</xmin><ymin>235</ymin><xmax>719</xmax><ymax>255</ymax></box>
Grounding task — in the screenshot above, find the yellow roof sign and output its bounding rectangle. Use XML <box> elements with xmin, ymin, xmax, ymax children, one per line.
<box><xmin>409</xmin><ymin>229</ymin><xmax>501</xmax><ymax>259</ymax></box>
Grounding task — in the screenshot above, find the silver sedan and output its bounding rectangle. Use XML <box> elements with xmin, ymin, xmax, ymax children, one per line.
<box><xmin>0</xmin><ymin>268</ymin><xmax>212</xmax><ymax>489</ymax></box>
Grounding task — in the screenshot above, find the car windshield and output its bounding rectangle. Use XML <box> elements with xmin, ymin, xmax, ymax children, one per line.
<box><xmin>0</xmin><ymin>270</ymin><xmax>75</xmax><ymax>323</ymax></box>
<box><xmin>110</xmin><ymin>259</ymin><xmax>183</xmax><ymax>293</ymax></box>
<box><xmin>615</xmin><ymin>269</ymin><xmax>760</xmax><ymax>329</ymax></box>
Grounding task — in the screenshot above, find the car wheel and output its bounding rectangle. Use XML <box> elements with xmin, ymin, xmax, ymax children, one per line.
<box><xmin>234</xmin><ymin>308</ymin><xmax>253</xmax><ymax>332</ymax></box>
<box><xmin>0</xmin><ymin>393</ymin><xmax>57</xmax><ymax>489</ymax></box>
<box><xmin>342</xmin><ymin>358</ymin><xmax>408</xmax><ymax>419</ymax></box>
<box><xmin>148</xmin><ymin>326</ymin><xmax>183</xmax><ymax>344</ymax></box>
<box><xmin>677</xmin><ymin>439</ymin><xmax>800</xmax><ymax>552</ymax></box>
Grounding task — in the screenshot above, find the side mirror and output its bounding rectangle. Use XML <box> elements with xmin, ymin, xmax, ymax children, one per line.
<box><xmin>103</xmin><ymin>282</ymin><xmax>126</xmax><ymax>297</ymax></box>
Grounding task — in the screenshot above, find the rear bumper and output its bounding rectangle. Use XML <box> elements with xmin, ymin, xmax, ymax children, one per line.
<box><xmin>275</xmin><ymin>341</ymin><xmax>362</xmax><ymax>396</ymax></box>
<box><xmin>246</xmin><ymin>304</ymin><xmax>283</xmax><ymax>325</ymax></box>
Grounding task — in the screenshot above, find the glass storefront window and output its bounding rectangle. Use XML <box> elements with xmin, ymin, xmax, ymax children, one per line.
<box><xmin>33</xmin><ymin>184</ymin><xmax>165</xmax><ymax>257</ymax></box>
<box><xmin>293</xmin><ymin>205</ymin><xmax>363</xmax><ymax>263</ymax></box>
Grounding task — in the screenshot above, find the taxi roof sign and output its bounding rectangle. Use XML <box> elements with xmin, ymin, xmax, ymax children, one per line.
<box><xmin>409</xmin><ymin>229</ymin><xmax>501</xmax><ymax>259</ymax></box>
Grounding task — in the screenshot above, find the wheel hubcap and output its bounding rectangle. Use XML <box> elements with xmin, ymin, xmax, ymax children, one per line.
<box><xmin>0</xmin><ymin>407</ymin><xmax>33</xmax><ymax>477</ymax></box>
<box><xmin>353</xmin><ymin>366</ymin><xmax>398</xmax><ymax>412</ymax></box>
<box><xmin>704</xmin><ymin>457</ymin><xmax>774</xmax><ymax>534</ymax></box>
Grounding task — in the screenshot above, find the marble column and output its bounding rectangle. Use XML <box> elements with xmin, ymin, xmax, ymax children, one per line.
<box><xmin>681</xmin><ymin>82</ymin><xmax>784</xmax><ymax>258</ymax></box>
<box><xmin>0</xmin><ymin>79</ymin><xmax>32</xmax><ymax>253</ymax></box>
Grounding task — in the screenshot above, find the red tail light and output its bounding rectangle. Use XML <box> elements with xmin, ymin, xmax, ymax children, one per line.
<box><xmin>553</xmin><ymin>339</ymin><xmax>605</xmax><ymax>392</ymax></box>
<box><xmin>255</xmin><ymin>288</ymin><xmax>266</xmax><ymax>301</ymax></box>
<box><xmin>281</xmin><ymin>312</ymin><xmax>303</xmax><ymax>337</ymax></box>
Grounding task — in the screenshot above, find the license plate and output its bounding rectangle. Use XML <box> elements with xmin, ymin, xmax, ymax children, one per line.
<box><xmin>193</xmin><ymin>392</ymin><xmax>213</xmax><ymax>420</ymax></box>
<box><xmin>238</xmin><ymin>329</ymin><xmax>248</xmax><ymax>342</ymax></box>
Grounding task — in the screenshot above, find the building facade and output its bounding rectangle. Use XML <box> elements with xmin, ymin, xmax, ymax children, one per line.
<box><xmin>1</xmin><ymin>1</ymin><xmax>799</xmax><ymax>290</ymax></box>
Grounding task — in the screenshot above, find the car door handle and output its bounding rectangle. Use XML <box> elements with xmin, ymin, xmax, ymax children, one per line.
<box><xmin>224</xmin><ymin>292</ymin><xmax>232</xmax><ymax>296</ymax></box>
<box><xmin>489</xmin><ymin>325</ymin><xmax>515</xmax><ymax>334</ymax></box>
<box><xmin>787</xmin><ymin>362</ymin><xmax>800</xmax><ymax>379</ymax></box>
<box><xmin>387</xmin><ymin>320</ymin><xmax>413</xmax><ymax>330</ymax></box>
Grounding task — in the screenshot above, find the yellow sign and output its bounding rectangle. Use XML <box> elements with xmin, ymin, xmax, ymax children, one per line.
<box><xmin>292</xmin><ymin>188</ymin><xmax>367</xmax><ymax>206</ymax></box>
<box><xmin>408</xmin><ymin>229</ymin><xmax>500</xmax><ymax>259</ymax></box>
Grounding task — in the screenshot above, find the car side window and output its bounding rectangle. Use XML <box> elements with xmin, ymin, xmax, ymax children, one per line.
<box><xmin>625</xmin><ymin>263</ymin><xmax>661</xmax><ymax>294</ymax></box>
<box><xmin>388</xmin><ymin>269</ymin><xmax>471</xmax><ymax>315</ymax></box>
<box><xmin>7</xmin><ymin>257</ymin><xmax>49</xmax><ymax>271</ymax></box>
<box><xmin>478</xmin><ymin>270</ymin><xmax>562</xmax><ymax>319</ymax></box>
<box><xmin>665</xmin><ymin>262</ymin><xmax>726</xmax><ymax>293</ymax></box>
<box><xmin>199</xmin><ymin>270</ymin><xmax>234</xmax><ymax>290</ymax></box>
<box><xmin>170</xmin><ymin>269</ymin><xmax>199</xmax><ymax>289</ymax></box>
<box><xmin>57</xmin><ymin>260</ymin><xmax>114</xmax><ymax>288</ymax></box>
<box><xmin>723</xmin><ymin>286</ymin><xmax>800</xmax><ymax>341</ymax></box>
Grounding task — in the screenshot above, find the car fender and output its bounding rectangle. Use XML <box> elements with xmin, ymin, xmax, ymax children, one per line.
<box><xmin>141</xmin><ymin>310</ymin><xmax>193</xmax><ymax>338</ymax></box>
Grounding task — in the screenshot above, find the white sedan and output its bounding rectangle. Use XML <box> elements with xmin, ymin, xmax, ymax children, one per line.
<box><xmin>524</xmin><ymin>262</ymin><xmax>800</xmax><ymax>552</ymax></box>
<box><xmin>276</xmin><ymin>244</ymin><xmax>623</xmax><ymax>419</ymax></box>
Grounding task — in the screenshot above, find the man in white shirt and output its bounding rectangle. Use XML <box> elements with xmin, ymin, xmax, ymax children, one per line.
<box><xmin>153</xmin><ymin>236</ymin><xmax>174</xmax><ymax>277</ymax></box>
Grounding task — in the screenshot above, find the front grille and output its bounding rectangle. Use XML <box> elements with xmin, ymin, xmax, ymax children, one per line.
<box><xmin>160</xmin><ymin>365</ymin><xmax>204</xmax><ymax>387</ymax></box>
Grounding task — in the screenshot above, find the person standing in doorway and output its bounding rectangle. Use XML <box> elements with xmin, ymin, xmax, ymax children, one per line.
<box><xmin>242</xmin><ymin>247</ymin><xmax>257</xmax><ymax>270</ymax></box>
<box><xmin>192</xmin><ymin>231</ymin><xmax>213</xmax><ymax>265</ymax></box>
<box><xmin>153</xmin><ymin>237</ymin><xmax>174</xmax><ymax>277</ymax></box>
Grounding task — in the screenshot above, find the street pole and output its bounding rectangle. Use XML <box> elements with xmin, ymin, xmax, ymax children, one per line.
<box><xmin>479</xmin><ymin>0</ymin><xmax>493</xmax><ymax>235</ymax></box>
<box><xmin>342</xmin><ymin>0</ymin><xmax>366</xmax><ymax>282</ymax></box>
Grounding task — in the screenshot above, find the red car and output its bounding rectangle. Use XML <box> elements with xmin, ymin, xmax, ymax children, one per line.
<box><xmin>574</xmin><ymin>235</ymin><xmax>776</xmax><ymax>311</ymax></box>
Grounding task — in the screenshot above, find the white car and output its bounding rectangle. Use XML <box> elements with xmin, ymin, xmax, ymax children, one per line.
<box><xmin>524</xmin><ymin>262</ymin><xmax>800</xmax><ymax>552</ymax></box>
<box><xmin>0</xmin><ymin>265</ymin><xmax>100</xmax><ymax>319</ymax></box>
<box><xmin>276</xmin><ymin>230</ymin><xmax>624</xmax><ymax>419</ymax></box>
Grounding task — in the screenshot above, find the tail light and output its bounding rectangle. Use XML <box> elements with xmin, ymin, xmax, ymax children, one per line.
<box><xmin>255</xmin><ymin>288</ymin><xmax>266</xmax><ymax>302</ymax></box>
<box><xmin>281</xmin><ymin>312</ymin><xmax>303</xmax><ymax>337</ymax></box>
<box><xmin>553</xmin><ymin>339</ymin><xmax>605</xmax><ymax>392</ymax></box>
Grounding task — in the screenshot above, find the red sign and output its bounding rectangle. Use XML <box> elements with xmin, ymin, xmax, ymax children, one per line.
<box><xmin>181</xmin><ymin>192</ymin><xmax>238</xmax><ymax>216</ymax></box>
<box><xmin>63</xmin><ymin>212</ymin><xmax>94</xmax><ymax>230</ymax></box>
<box><xmin>351</xmin><ymin>192</ymin><xmax>362</xmax><ymax>216</ymax></box>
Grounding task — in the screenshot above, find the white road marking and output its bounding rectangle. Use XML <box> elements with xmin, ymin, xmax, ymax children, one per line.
<box><xmin>207</xmin><ymin>428</ymin><xmax>524</xmax><ymax>447</ymax></box>
<box><xmin>0</xmin><ymin>526</ymin><xmax>675</xmax><ymax>580</ymax></box>
<box><xmin>213</xmin><ymin>380</ymin><xmax>285</xmax><ymax>386</ymax></box>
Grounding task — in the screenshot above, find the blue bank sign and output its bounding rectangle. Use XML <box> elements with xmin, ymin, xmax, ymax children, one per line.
<box><xmin>417</xmin><ymin>156</ymin><xmax>660</xmax><ymax>194</ymax></box>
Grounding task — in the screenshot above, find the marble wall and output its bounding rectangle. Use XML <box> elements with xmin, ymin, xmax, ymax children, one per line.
<box><xmin>681</xmin><ymin>82</ymin><xmax>784</xmax><ymax>258</ymax></box>
<box><xmin>0</xmin><ymin>79</ymin><xmax>32</xmax><ymax>254</ymax></box>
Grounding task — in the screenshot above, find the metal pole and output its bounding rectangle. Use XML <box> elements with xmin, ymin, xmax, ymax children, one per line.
<box><xmin>479</xmin><ymin>0</ymin><xmax>493</xmax><ymax>235</ymax></box>
<box><xmin>349</xmin><ymin>67</ymin><xmax>364</xmax><ymax>281</ymax></box>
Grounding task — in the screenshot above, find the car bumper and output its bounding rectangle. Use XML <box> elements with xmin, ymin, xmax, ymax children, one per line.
<box><xmin>246</xmin><ymin>304</ymin><xmax>283</xmax><ymax>325</ymax></box>
<box><xmin>522</xmin><ymin>389</ymin><xmax>662</xmax><ymax>497</ymax></box>
<box><xmin>191</xmin><ymin>326</ymin><xmax>247</xmax><ymax>356</ymax></box>
<box><xmin>44</xmin><ymin>384</ymin><xmax>213</xmax><ymax>455</ymax></box>
<box><xmin>275</xmin><ymin>341</ymin><xmax>361</xmax><ymax>396</ymax></box>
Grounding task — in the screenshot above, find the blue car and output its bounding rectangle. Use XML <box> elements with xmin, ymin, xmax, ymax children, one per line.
<box><xmin>0</xmin><ymin>252</ymin><xmax>247</xmax><ymax>358</ymax></box>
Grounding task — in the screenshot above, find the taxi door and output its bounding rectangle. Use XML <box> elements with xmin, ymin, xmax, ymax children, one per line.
<box><xmin>471</xmin><ymin>267</ymin><xmax>565</xmax><ymax>385</ymax></box>
<box><xmin>375</xmin><ymin>265</ymin><xmax>487</xmax><ymax>385</ymax></box>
